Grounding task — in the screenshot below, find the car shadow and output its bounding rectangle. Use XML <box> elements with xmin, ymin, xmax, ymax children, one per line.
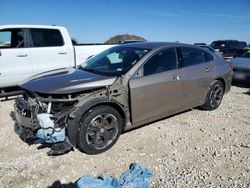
<box><xmin>232</xmin><ymin>82</ymin><xmax>250</xmax><ymax>89</ymax></box>
<box><xmin>47</xmin><ymin>180</ymin><xmax>75</xmax><ymax>188</ymax></box>
<box><xmin>9</xmin><ymin>111</ymin><xmax>16</xmax><ymax>121</ymax></box>
<box><xmin>243</xmin><ymin>90</ymin><xmax>250</xmax><ymax>96</ymax></box>
<box><xmin>232</xmin><ymin>82</ymin><xmax>250</xmax><ymax>95</ymax></box>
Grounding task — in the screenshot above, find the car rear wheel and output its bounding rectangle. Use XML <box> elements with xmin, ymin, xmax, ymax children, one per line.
<box><xmin>77</xmin><ymin>105</ymin><xmax>122</xmax><ymax>154</ymax></box>
<box><xmin>201</xmin><ymin>80</ymin><xmax>224</xmax><ymax>110</ymax></box>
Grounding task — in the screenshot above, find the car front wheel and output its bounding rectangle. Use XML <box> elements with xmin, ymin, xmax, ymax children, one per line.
<box><xmin>201</xmin><ymin>80</ymin><xmax>224</xmax><ymax>110</ymax></box>
<box><xmin>77</xmin><ymin>105</ymin><xmax>122</xmax><ymax>154</ymax></box>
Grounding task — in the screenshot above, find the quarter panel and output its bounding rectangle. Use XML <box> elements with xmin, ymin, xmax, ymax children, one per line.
<box><xmin>181</xmin><ymin>62</ymin><xmax>215</xmax><ymax>108</ymax></box>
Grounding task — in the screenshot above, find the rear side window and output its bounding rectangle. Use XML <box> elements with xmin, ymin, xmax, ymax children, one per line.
<box><xmin>0</xmin><ymin>29</ymin><xmax>24</xmax><ymax>48</ymax></box>
<box><xmin>204</xmin><ymin>52</ymin><xmax>214</xmax><ymax>62</ymax></box>
<box><xmin>30</xmin><ymin>29</ymin><xmax>64</xmax><ymax>47</ymax></box>
<box><xmin>179</xmin><ymin>47</ymin><xmax>206</xmax><ymax>68</ymax></box>
<box><xmin>144</xmin><ymin>48</ymin><xmax>177</xmax><ymax>76</ymax></box>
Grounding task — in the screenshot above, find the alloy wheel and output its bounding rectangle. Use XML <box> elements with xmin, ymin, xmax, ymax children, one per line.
<box><xmin>85</xmin><ymin>113</ymin><xmax>119</xmax><ymax>150</ymax></box>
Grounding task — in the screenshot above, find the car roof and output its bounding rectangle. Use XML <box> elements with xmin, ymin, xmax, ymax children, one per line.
<box><xmin>120</xmin><ymin>42</ymin><xmax>198</xmax><ymax>50</ymax></box>
<box><xmin>211</xmin><ymin>40</ymin><xmax>241</xmax><ymax>43</ymax></box>
<box><xmin>0</xmin><ymin>24</ymin><xmax>65</xmax><ymax>30</ymax></box>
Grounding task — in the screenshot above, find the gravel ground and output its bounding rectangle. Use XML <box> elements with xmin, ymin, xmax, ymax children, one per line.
<box><xmin>0</xmin><ymin>86</ymin><xmax>249</xmax><ymax>188</ymax></box>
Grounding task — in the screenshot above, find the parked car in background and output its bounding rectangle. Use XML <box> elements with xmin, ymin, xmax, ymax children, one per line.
<box><xmin>194</xmin><ymin>44</ymin><xmax>223</xmax><ymax>58</ymax></box>
<box><xmin>0</xmin><ymin>25</ymin><xmax>117</xmax><ymax>97</ymax></box>
<box><xmin>13</xmin><ymin>42</ymin><xmax>233</xmax><ymax>155</ymax></box>
<box><xmin>193</xmin><ymin>43</ymin><xmax>207</xmax><ymax>46</ymax></box>
<box><xmin>230</xmin><ymin>50</ymin><xmax>250</xmax><ymax>85</ymax></box>
<box><xmin>210</xmin><ymin>40</ymin><xmax>248</xmax><ymax>60</ymax></box>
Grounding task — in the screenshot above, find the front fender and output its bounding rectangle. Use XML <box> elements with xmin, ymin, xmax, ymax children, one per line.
<box><xmin>67</xmin><ymin>97</ymin><xmax>125</xmax><ymax>147</ymax></box>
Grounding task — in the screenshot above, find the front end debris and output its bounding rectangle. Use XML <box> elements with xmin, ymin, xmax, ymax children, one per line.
<box><xmin>13</xmin><ymin>77</ymin><xmax>129</xmax><ymax>156</ymax></box>
<box><xmin>14</xmin><ymin>91</ymin><xmax>75</xmax><ymax>155</ymax></box>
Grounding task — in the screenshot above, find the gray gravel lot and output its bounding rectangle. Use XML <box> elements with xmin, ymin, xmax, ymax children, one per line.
<box><xmin>0</xmin><ymin>86</ymin><xmax>249</xmax><ymax>188</ymax></box>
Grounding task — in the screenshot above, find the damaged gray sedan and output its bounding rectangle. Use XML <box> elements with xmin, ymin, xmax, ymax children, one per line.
<box><xmin>14</xmin><ymin>42</ymin><xmax>233</xmax><ymax>155</ymax></box>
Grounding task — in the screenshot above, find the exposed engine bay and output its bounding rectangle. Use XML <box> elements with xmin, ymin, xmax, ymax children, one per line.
<box><xmin>14</xmin><ymin>91</ymin><xmax>78</xmax><ymax>155</ymax></box>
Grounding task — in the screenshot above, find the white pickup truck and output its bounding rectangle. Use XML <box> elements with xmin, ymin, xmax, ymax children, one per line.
<box><xmin>0</xmin><ymin>25</ymin><xmax>116</xmax><ymax>97</ymax></box>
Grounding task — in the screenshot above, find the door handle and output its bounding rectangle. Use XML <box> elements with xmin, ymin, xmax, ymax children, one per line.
<box><xmin>16</xmin><ymin>54</ymin><xmax>28</xmax><ymax>57</ymax></box>
<box><xmin>205</xmin><ymin>68</ymin><xmax>210</xmax><ymax>72</ymax></box>
<box><xmin>58</xmin><ymin>51</ymin><xmax>67</xmax><ymax>55</ymax></box>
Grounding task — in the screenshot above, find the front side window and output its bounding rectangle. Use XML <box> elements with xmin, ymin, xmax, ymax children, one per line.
<box><xmin>0</xmin><ymin>29</ymin><xmax>24</xmax><ymax>48</ymax></box>
<box><xmin>80</xmin><ymin>46</ymin><xmax>150</xmax><ymax>76</ymax></box>
<box><xmin>143</xmin><ymin>48</ymin><xmax>177</xmax><ymax>76</ymax></box>
<box><xmin>179</xmin><ymin>48</ymin><xmax>205</xmax><ymax>68</ymax></box>
<box><xmin>30</xmin><ymin>29</ymin><xmax>64</xmax><ymax>47</ymax></box>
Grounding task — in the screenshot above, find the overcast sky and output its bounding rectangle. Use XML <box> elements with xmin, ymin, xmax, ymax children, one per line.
<box><xmin>0</xmin><ymin>0</ymin><xmax>249</xmax><ymax>44</ymax></box>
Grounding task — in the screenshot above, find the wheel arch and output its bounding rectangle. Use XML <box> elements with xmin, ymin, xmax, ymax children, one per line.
<box><xmin>214</xmin><ymin>77</ymin><xmax>225</xmax><ymax>91</ymax></box>
<box><xmin>201</xmin><ymin>78</ymin><xmax>225</xmax><ymax>110</ymax></box>
<box><xmin>66</xmin><ymin>97</ymin><xmax>126</xmax><ymax>147</ymax></box>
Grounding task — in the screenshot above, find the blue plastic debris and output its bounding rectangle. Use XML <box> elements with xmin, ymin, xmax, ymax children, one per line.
<box><xmin>118</xmin><ymin>163</ymin><xmax>153</xmax><ymax>188</ymax></box>
<box><xmin>36</xmin><ymin>113</ymin><xmax>65</xmax><ymax>143</ymax></box>
<box><xmin>76</xmin><ymin>163</ymin><xmax>153</xmax><ymax>188</ymax></box>
<box><xmin>76</xmin><ymin>176</ymin><xmax>115</xmax><ymax>188</ymax></box>
<box><xmin>36</xmin><ymin>127</ymin><xmax>65</xmax><ymax>143</ymax></box>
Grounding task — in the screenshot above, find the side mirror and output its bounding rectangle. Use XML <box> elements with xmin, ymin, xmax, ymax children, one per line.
<box><xmin>133</xmin><ymin>68</ymin><xmax>143</xmax><ymax>79</ymax></box>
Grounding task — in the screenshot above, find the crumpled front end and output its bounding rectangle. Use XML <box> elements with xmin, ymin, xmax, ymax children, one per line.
<box><xmin>14</xmin><ymin>91</ymin><xmax>76</xmax><ymax>155</ymax></box>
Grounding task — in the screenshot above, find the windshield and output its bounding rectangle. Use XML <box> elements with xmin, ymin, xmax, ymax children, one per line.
<box><xmin>80</xmin><ymin>46</ymin><xmax>150</xmax><ymax>76</ymax></box>
<box><xmin>241</xmin><ymin>51</ymin><xmax>250</xmax><ymax>58</ymax></box>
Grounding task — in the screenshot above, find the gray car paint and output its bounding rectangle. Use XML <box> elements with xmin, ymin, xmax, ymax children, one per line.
<box><xmin>129</xmin><ymin>68</ymin><xmax>183</xmax><ymax>125</ymax></box>
<box><xmin>126</xmin><ymin>43</ymin><xmax>232</xmax><ymax>128</ymax></box>
<box><xmin>20</xmin><ymin>68</ymin><xmax>117</xmax><ymax>94</ymax></box>
<box><xmin>180</xmin><ymin>61</ymin><xmax>215</xmax><ymax>108</ymax></box>
<box><xmin>19</xmin><ymin>42</ymin><xmax>232</xmax><ymax>132</ymax></box>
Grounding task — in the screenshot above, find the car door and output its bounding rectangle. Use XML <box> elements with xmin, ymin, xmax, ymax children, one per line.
<box><xmin>28</xmin><ymin>28</ymin><xmax>72</xmax><ymax>74</ymax></box>
<box><xmin>129</xmin><ymin>48</ymin><xmax>183</xmax><ymax>125</ymax></box>
<box><xmin>178</xmin><ymin>47</ymin><xmax>215</xmax><ymax>109</ymax></box>
<box><xmin>0</xmin><ymin>28</ymin><xmax>32</xmax><ymax>87</ymax></box>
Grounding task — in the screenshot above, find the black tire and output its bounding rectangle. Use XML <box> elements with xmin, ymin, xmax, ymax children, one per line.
<box><xmin>77</xmin><ymin>105</ymin><xmax>122</xmax><ymax>154</ymax></box>
<box><xmin>201</xmin><ymin>80</ymin><xmax>224</xmax><ymax>110</ymax></box>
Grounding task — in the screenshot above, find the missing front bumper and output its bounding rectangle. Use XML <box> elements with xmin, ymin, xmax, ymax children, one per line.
<box><xmin>13</xmin><ymin>96</ymin><xmax>73</xmax><ymax>155</ymax></box>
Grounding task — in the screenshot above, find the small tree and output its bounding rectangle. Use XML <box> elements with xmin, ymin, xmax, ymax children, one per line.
<box><xmin>105</xmin><ymin>34</ymin><xmax>146</xmax><ymax>44</ymax></box>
